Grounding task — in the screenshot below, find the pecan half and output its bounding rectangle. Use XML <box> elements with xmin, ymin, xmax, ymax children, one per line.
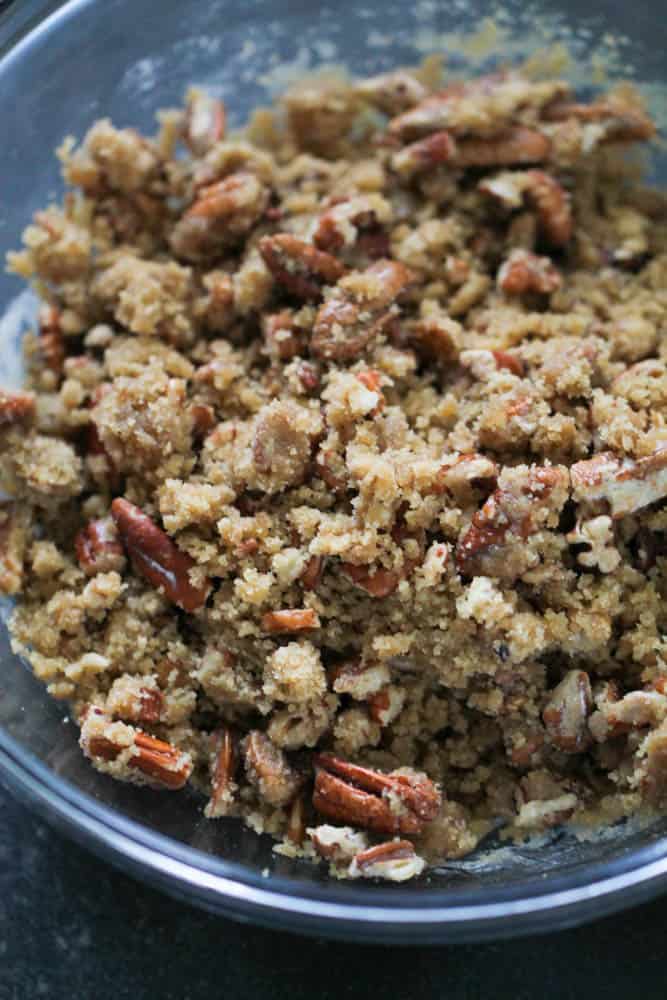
<box><xmin>497</xmin><ymin>248</ymin><xmax>562</xmax><ymax>295</ymax></box>
<box><xmin>80</xmin><ymin>709</ymin><xmax>192</xmax><ymax>790</ymax></box>
<box><xmin>183</xmin><ymin>90</ymin><xmax>226</xmax><ymax>156</ymax></box>
<box><xmin>312</xmin><ymin>754</ymin><xmax>441</xmax><ymax>835</ymax></box>
<box><xmin>243</xmin><ymin>730</ymin><xmax>303</xmax><ymax>807</ymax></box>
<box><xmin>0</xmin><ymin>389</ymin><xmax>36</xmax><ymax>426</ymax></box>
<box><xmin>111</xmin><ymin>498</ymin><xmax>211</xmax><ymax>612</ymax></box>
<box><xmin>258</xmin><ymin>234</ymin><xmax>345</xmax><ymax>301</ymax></box>
<box><xmin>75</xmin><ymin>517</ymin><xmax>126</xmax><ymax>576</ymax></box>
<box><xmin>571</xmin><ymin>449</ymin><xmax>667</xmax><ymax>519</ymax></box>
<box><xmin>205</xmin><ymin>726</ymin><xmax>237</xmax><ymax>818</ymax></box>
<box><xmin>543</xmin><ymin>670</ymin><xmax>593</xmax><ymax>753</ymax></box>
<box><xmin>391</xmin><ymin>131</ymin><xmax>458</xmax><ymax>178</ymax></box>
<box><xmin>261</xmin><ymin>608</ymin><xmax>320</xmax><ymax>633</ymax></box>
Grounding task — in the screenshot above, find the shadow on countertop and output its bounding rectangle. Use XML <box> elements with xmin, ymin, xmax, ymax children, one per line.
<box><xmin>0</xmin><ymin>784</ymin><xmax>663</xmax><ymax>1000</ymax></box>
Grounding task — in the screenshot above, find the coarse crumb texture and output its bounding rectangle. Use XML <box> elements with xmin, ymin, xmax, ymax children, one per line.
<box><xmin>2</xmin><ymin>63</ymin><xmax>667</xmax><ymax>883</ymax></box>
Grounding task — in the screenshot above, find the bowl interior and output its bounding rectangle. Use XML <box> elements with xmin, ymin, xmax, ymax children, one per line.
<box><xmin>2</xmin><ymin>0</ymin><xmax>667</xmax><ymax>937</ymax></box>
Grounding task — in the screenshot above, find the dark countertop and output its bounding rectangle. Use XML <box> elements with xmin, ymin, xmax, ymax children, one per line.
<box><xmin>2</xmin><ymin>785</ymin><xmax>666</xmax><ymax>999</ymax></box>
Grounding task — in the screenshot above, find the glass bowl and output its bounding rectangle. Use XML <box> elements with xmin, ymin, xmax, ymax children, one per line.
<box><xmin>2</xmin><ymin>0</ymin><xmax>667</xmax><ymax>944</ymax></box>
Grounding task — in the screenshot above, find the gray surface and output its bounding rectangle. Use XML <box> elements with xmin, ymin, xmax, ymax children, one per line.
<box><xmin>1</xmin><ymin>782</ymin><xmax>666</xmax><ymax>1000</ymax></box>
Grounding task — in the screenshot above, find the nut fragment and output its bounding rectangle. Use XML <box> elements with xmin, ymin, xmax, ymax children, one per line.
<box><xmin>455</xmin><ymin>128</ymin><xmax>551</xmax><ymax>168</ymax></box>
<box><xmin>261</xmin><ymin>608</ymin><xmax>320</xmax><ymax>633</ymax></box>
<box><xmin>497</xmin><ymin>248</ymin><xmax>562</xmax><ymax>295</ymax></box>
<box><xmin>205</xmin><ymin>726</ymin><xmax>237</xmax><ymax>818</ymax></box>
<box><xmin>80</xmin><ymin>709</ymin><xmax>192</xmax><ymax>789</ymax></box>
<box><xmin>311</xmin><ymin>259</ymin><xmax>414</xmax><ymax>362</ymax></box>
<box><xmin>111</xmin><ymin>498</ymin><xmax>211</xmax><ymax>611</ymax></box>
<box><xmin>75</xmin><ymin>517</ymin><xmax>126</xmax><ymax>576</ymax></box>
<box><xmin>456</xmin><ymin>465</ymin><xmax>569</xmax><ymax>578</ymax></box>
<box><xmin>243</xmin><ymin>730</ymin><xmax>303</xmax><ymax>806</ymax></box>
<box><xmin>312</xmin><ymin>754</ymin><xmax>441</xmax><ymax>835</ymax></box>
<box><xmin>341</xmin><ymin>563</ymin><xmax>400</xmax><ymax>598</ymax></box>
<box><xmin>542</xmin><ymin>670</ymin><xmax>593</xmax><ymax>753</ymax></box>
<box><xmin>571</xmin><ymin>449</ymin><xmax>667</xmax><ymax>519</ymax></box>
<box><xmin>258</xmin><ymin>234</ymin><xmax>345</xmax><ymax>301</ymax></box>
<box><xmin>183</xmin><ymin>90</ymin><xmax>226</xmax><ymax>156</ymax></box>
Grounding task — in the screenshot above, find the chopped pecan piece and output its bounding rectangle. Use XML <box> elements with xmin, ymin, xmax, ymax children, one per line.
<box><xmin>368</xmin><ymin>686</ymin><xmax>406</xmax><ymax>726</ymax></box>
<box><xmin>75</xmin><ymin>517</ymin><xmax>126</xmax><ymax>576</ymax></box>
<box><xmin>205</xmin><ymin>726</ymin><xmax>237</xmax><ymax>818</ymax></box>
<box><xmin>183</xmin><ymin>90</ymin><xmax>226</xmax><ymax>156</ymax></box>
<box><xmin>330</xmin><ymin>659</ymin><xmax>391</xmax><ymax>699</ymax></box>
<box><xmin>105</xmin><ymin>676</ymin><xmax>165</xmax><ymax>725</ymax></box>
<box><xmin>388</xmin><ymin>74</ymin><xmax>568</xmax><ymax>139</ymax></box>
<box><xmin>300</xmin><ymin>555</ymin><xmax>324</xmax><ymax>590</ymax></box>
<box><xmin>286</xmin><ymin>794</ymin><xmax>307</xmax><ymax>844</ymax></box>
<box><xmin>456</xmin><ymin>465</ymin><xmax>569</xmax><ymax>578</ymax></box>
<box><xmin>171</xmin><ymin>171</ymin><xmax>269</xmax><ymax>261</ymax></box>
<box><xmin>0</xmin><ymin>389</ymin><xmax>36</xmax><ymax>426</ymax></box>
<box><xmin>111</xmin><ymin>498</ymin><xmax>211</xmax><ymax>612</ymax></box>
<box><xmin>480</xmin><ymin>169</ymin><xmax>572</xmax><ymax>247</ymax></box>
<box><xmin>455</xmin><ymin>127</ymin><xmax>551</xmax><ymax>168</ymax></box>
<box><xmin>640</xmin><ymin>721</ymin><xmax>667</xmax><ymax>805</ymax></box>
<box><xmin>312</xmin><ymin>754</ymin><xmax>441</xmax><ymax>835</ymax></box>
<box><xmin>258</xmin><ymin>234</ymin><xmax>345</xmax><ymax>301</ymax></box>
<box><xmin>348</xmin><ymin>840</ymin><xmax>426</xmax><ymax>881</ymax></box>
<box><xmin>80</xmin><ymin>709</ymin><xmax>192</xmax><ymax>789</ymax></box>
<box><xmin>571</xmin><ymin>449</ymin><xmax>667</xmax><ymax>518</ymax></box>
<box><xmin>307</xmin><ymin>824</ymin><xmax>369</xmax><ymax>861</ymax></box>
<box><xmin>190</xmin><ymin>402</ymin><xmax>216</xmax><ymax>438</ymax></box>
<box><xmin>243</xmin><ymin>730</ymin><xmax>303</xmax><ymax>806</ymax></box>
<box><xmin>313</xmin><ymin>194</ymin><xmax>391</xmax><ymax>253</ymax></box>
<box><xmin>497</xmin><ymin>248</ymin><xmax>562</xmax><ymax>295</ymax></box>
<box><xmin>542</xmin><ymin>670</ymin><xmax>593</xmax><ymax>753</ymax></box>
<box><xmin>515</xmin><ymin>793</ymin><xmax>578</xmax><ymax>829</ymax></box>
<box><xmin>542</xmin><ymin>98</ymin><xmax>656</xmax><ymax>143</ymax></box>
<box><xmin>261</xmin><ymin>608</ymin><xmax>320</xmax><ymax>633</ymax></box>
<box><xmin>262</xmin><ymin>309</ymin><xmax>300</xmax><ymax>362</ymax></box>
<box><xmin>311</xmin><ymin>259</ymin><xmax>414</xmax><ymax>362</ymax></box>
<box><xmin>341</xmin><ymin>563</ymin><xmax>400</xmax><ymax>598</ymax></box>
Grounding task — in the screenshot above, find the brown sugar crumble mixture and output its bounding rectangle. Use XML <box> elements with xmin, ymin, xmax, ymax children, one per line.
<box><xmin>2</xmin><ymin>62</ymin><xmax>667</xmax><ymax>882</ymax></box>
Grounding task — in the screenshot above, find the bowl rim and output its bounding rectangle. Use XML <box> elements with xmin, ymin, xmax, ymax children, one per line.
<box><xmin>3</xmin><ymin>0</ymin><xmax>667</xmax><ymax>944</ymax></box>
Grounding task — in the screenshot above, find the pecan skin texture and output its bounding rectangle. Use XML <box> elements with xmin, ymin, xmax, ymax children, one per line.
<box><xmin>111</xmin><ymin>498</ymin><xmax>210</xmax><ymax>612</ymax></box>
<box><xmin>312</xmin><ymin>754</ymin><xmax>441</xmax><ymax>835</ymax></box>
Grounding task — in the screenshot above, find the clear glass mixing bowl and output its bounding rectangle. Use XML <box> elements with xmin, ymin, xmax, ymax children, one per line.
<box><xmin>2</xmin><ymin>0</ymin><xmax>667</xmax><ymax>944</ymax></box>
